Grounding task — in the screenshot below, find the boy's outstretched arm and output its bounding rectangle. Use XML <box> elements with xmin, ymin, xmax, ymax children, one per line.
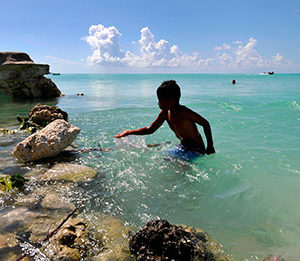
<box><xmin>114</xmin><ymin>110</ymin><xmax>167</xmax><ymax>138</ymax></box>
<box><xmin>188</xmin><ymin>110</ymin><xmax>215</xmax><ymax>154</ymax></box>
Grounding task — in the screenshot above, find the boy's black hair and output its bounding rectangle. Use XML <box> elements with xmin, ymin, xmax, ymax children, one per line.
<box><xmin>156</xmin><ymin>80</ymin><xmax>181</xmax><ymax>103</ymax></box>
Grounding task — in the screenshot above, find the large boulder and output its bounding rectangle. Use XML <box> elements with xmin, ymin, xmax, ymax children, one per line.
<box><xmin>12</xmin><ymin>119</ymin><xmax>80</xmax><ymax>162</ymax></box>
<box><xmin>0</xmin><ymin>52</ymin><xmax>61</xmax><ymax>99</ymax></box>
<box><xmin>129</xmin><ymin>219</ymin><xmax>232</xmax><ymax>261</ymax></box>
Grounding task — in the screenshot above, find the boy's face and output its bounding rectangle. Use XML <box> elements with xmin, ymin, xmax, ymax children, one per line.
<box><xmin>158</xmin><ymin>97</ymin><xmax>176</xmax><ymax>110</ymax></box>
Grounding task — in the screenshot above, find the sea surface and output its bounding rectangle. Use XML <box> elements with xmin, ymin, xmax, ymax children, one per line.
<box><xmin>1</xmin><ymin>74</ymin><xmax>300</xmax><ymax>260</ymax></box>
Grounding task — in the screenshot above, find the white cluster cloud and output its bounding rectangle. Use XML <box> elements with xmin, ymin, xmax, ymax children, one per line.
<box><xmin>214</xmin><ymin>37</ymin><xmax>289</xmax><ymax>69</ymax></box>
<box><xmin>83</xmin><ymin>24</ymin><xmax>290</xmax><ymax>72</ymax></box>
<box><xmin>83</xmin><ymin>24</ymin><xmax>124</xmax><ymax>64</ymax></box>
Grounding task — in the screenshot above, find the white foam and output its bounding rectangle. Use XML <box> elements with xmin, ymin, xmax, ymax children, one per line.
<box><xmin>114</xmin><ymin>136</ymin><xmax>147</xmax><ymax>149</ymax></box>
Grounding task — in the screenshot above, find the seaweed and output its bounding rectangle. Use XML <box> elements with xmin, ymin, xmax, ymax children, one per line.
<box><xmin>16</xmin><ymin>115</ymin><xmax>41</xmax><ymax>133</ymax></box>
<box><xmin>0</xmin><ymin>174</ymin><xmax>28</xmax><ymax>191</ymax></box>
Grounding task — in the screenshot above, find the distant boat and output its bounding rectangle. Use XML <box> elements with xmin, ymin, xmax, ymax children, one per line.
<box><xmin>52</xmin><ymin>73</ymin><xmax>61</xmax><ymax>75</ymax></box>
<box><xmin>259</xmin><ymin>72</ymin><xmax>274</xmax><ymax>75</ymax></box>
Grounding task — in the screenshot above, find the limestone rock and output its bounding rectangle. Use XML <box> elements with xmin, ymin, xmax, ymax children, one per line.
<box><xmin>28</xmin><ymin>103</ymin><xmax>68</xmax><ymax>126</ymax></box>
<box><xmin>12</xmin><ymin>119</ymin><xmax>80</xmax><ymax>162</ymax></box>
<box><xmin>0</xmin><ymin>52</ymin><xmax>61</xmax><ymax>99</ymax></box>
<box><xmin>40</xmin><ymin>163</ymin><xmax>97</xmax><ymax>182</ymax></box>
<box><xmin>129</xmin><ymin>219</ymin><xmax>232</xmax><ymax>261</ymax></box>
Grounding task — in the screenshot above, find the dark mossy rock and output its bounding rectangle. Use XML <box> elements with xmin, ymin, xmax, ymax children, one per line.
<box><xmin>129</xmin><ymin>219</ymin><xmax>232</xmax><ymax>261</ymax></box>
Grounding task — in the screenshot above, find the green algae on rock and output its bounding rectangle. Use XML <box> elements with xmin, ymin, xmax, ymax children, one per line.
<box><xmin>40</xmin><ymin>163</ymin><xmax>97</xmax><ymax>182</ymax></box>
<box><xmin>0</xmin><ymin>128</ymin><xmax>16</xmax><ymax>135</ymax></box>
<box><xmin>0</xmin><ymin>174</ymin><xmax>28</xmax><ymax>192</ymax></box>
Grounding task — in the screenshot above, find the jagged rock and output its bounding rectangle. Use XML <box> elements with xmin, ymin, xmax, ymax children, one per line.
<box><xmin>129</xmin><ymin>219</ymin><xmax>232</xmax><ymax>261</ymax></box>
<box><xmin>28</xmin><ymin>103</ymin><xmax>68</xmax><ymax>126</ymax></box>
<box><xmin>40</xmin><ymin>163</ymin><xmax>97</xmax><ymax>182</ymax></box>
<box><xmin>0</xmin><ymin>52</ymin><xmax>61</xmax><ymax>99</ymax></box>
<box><xmin>44</xmin><ymin>217</ymin><xmax>103</xmax><ymax>260</ymax></box>
<box><xmin>12</xmin><ymin>119</ymin><xmax>80</xmax><ymax>162</ymax></box>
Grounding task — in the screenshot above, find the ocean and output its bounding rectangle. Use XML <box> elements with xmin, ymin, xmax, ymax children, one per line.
<box><xmin>1</xmin><ymin>74</ymin><xmax>300</xmax><ymax>260</ymax></box>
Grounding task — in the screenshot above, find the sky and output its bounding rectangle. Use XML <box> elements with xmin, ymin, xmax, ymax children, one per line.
<box><xmin>1</xmin><ymin>0</ymin><xmax>300</xmax><ymax>73</ymax></box>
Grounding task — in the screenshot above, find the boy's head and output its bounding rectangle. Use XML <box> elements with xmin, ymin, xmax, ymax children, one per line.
<box><xmin>156</xmin><ymin>80</ymin><xmax>181</xmax><ymax>107</ymax></box>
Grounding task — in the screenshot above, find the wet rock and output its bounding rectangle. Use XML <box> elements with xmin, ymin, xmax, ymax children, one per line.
<box><xmin>28</xmin><ymin>103</ymin><xmax>68</xmax><ymax>126</ymax></box>
<box><xmin>89</xmin><ymin>214</ymin><xmax>132</xmax><ymax>261</ymax></box>
<box><xmin>129</xmin><ymin>219</ymin><xmax>232</xmax><ymax>261</ymax></box>
<box><xmin>40</xmin><ymin>163</ymin><xmax>97</xmax><ymax>182</ymax></box>
<box><xmin>43</xmin><ymin>217</ymin><xmax>103</xmax><ymax>260</ymax></box>
<box><xmin>41</xmin><ymin>192</ymin><xmax>76</xmax><ymax>210</ymax></box>
<box><xmin>12</xmin><ymin>119</ymin><xmax>80</xmax><ymax>162</ymax></box>
<box><xmin>0</xmin><ymin>52</ymin><xmax>61</xmax><ymax>99</ymax></box>
<box><xmin>0</xmin><ymin>207</ymin><xmax>43</xmax><ymax>232</ymax></box>
<box><xmin>14</xmin><ymin>193</ymin><xmax>42</xmax><ymax>209</ymax></box>
<box><xmin>0</xmin><ymin>232</ymin><xmax>32</xmax><ymax>261</ymax></box>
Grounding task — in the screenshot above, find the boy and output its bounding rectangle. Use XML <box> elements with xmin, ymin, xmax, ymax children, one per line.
<box><xmin>114</xmin><ymin>80</ymin><xmax>215</xmax><ymax>155</ymax></box>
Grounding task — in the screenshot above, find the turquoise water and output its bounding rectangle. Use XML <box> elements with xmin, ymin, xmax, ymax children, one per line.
<box><xmin>1</xmin><ymin>74</ymin><xmax>300</xmax><ymax>260</ymax></box>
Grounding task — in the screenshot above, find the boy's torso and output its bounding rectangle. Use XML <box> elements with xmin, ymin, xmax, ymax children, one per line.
<box><xmin>166</xmin><ymin>105</ymin><xmax>205</xmax><ymax>151</ymax></box>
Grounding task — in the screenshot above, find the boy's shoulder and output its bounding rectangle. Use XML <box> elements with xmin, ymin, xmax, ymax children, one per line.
<box><xmin>179</xmin><ymin>105</ymin><xmax>197</xmax><ymax>114</ymax></box>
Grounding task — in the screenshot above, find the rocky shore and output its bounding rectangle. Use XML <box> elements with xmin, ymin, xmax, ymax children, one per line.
<box><xmin>0</xmin><ymin>103</ymin><xmax>233</xmax><ymax>260</ymax></box>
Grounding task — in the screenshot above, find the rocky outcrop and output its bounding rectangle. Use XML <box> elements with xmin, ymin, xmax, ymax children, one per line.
<box><xmin>0</xmin><ymin>52</ymin><xmax>61</xmax><ymax>99</ymax></box>
<box><xmin>129</xmin><ymin>219</ymin><xmax>232</xmax><ymax>261</ymax></box>
<box><xmin>12</xmin><ymin>119</ymin><xmax>80</xmax><ymax>162</ymax></box>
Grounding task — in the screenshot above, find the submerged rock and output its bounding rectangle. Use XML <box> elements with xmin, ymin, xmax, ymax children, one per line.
<box><xmin>40</xmin><ymin>192</ymin><xmax>76</xmax><ymax>210</ymax></box>
<box><xmin>44</xmin><ymin>217</ymin><xmax>103</xmax><ymax>260</ymax></box>
<box><xmin>88</xmin><ymin>214</ymin><xmax>132</xmax><ymax>261</ymax></box>
<box><xmin>129</xmin><ymin>219</ymin><xmax>232</xmax><ymax>261</ymax></box>
<box><xmin>40</xmin><ymin>163</ymin><xmax>97</xmax><ymax>182</ymax></box>
<box><xmin>0</xmin><ymin>52</ymin><xmax>61</xmax><ymax>99</ymax></box>
<box><xmin>12</xmin><ymin>119</ymin><xmax>80</xmax><ymax>162</ymax></box>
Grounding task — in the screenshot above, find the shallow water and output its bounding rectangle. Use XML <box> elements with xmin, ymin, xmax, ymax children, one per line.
<box><xmin>1</xmin><ymin>74</ymin><xmax>300</xmax><ymax>260</ymax></box>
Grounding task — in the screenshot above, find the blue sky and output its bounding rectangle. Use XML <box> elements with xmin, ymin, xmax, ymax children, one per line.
<box><xmin>1</xmin><ymin>0</ymin><xmax>300</xmax><ymax>73</ymax></box>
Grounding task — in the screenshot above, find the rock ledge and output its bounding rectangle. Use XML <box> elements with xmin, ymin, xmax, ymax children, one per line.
<box><xmin>0</xmin><ymin>52</ymin><xmax>61</xmax><ymax>99</ymax></box>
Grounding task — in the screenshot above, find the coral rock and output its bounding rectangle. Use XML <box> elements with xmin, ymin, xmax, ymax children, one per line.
<box><xmin>28</xmin><ymin>103</ymin><xmax>68</xmax><ymax>126</ymax></box>
<box><xmin>12</xmin><ymin>119</ymin><xmax>80</xmax><ymax>162</ymax></box>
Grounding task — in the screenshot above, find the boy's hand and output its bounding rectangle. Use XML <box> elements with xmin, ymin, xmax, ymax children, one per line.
<box><xmin>114</xmin><ymin>130</ymin><xmax>130</xmax><ymax>138</ymax></box>
<box><xmin>205</xmin><ymin>145</ymin><xmax>215</xmax><ymax>155</ymax></box>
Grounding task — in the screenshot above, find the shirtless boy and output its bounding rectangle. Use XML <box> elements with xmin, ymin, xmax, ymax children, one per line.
<box><xmin>114</xmin><ymin>80</ymin><xmax>215</xmax><ymax>155</ymax></box>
